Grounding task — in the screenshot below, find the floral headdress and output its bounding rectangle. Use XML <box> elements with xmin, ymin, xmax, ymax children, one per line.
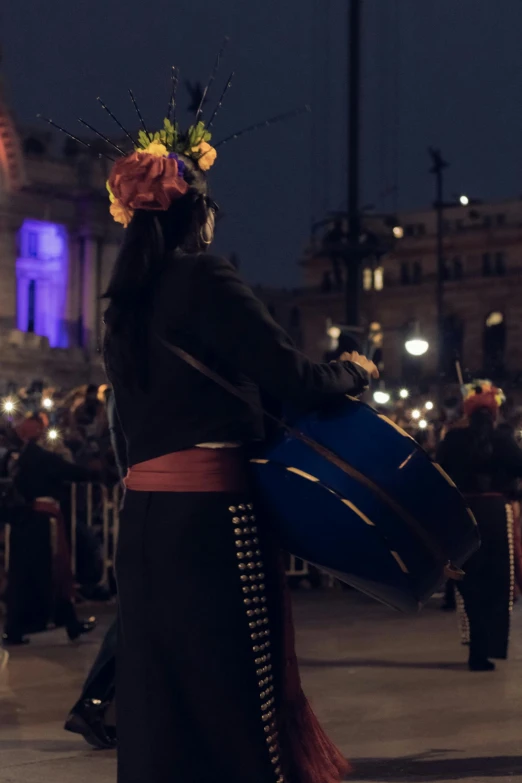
<box><xmin>39</xmin><ymin>39</ymin><xmax>310</xmax><ymax>228</ymax></box>
<box><xmin>462</xmin><ymin>379</ymin><xmax>505</xmax><ymax>417</ymax></box>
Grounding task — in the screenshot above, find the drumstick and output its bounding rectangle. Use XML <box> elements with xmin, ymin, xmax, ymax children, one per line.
<box><xmin>455</xmin><ymin>360</ymin><xmax>464</xmax><ymax>388</ymax></box>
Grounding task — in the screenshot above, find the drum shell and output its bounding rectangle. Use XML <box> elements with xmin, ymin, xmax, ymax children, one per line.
<box><xmin>252</xmin><ymin>399</ymin><xmax>480</xmax><ymax>612</ymax></box>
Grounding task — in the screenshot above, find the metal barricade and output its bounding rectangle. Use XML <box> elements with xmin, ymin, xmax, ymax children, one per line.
<box><xmin>65</xmin><ymin>483</ymin><xmax>333</xmax><ymax>589</ymax></box>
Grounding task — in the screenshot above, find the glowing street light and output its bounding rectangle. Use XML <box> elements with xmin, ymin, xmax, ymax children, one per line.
<box><xmin>42</xmin><ymin>397</ymin><xmax>54</xmax><ymax>410</ymax></box>
<box><xmin>393</xmin><ymin>226</ymin><xmax>404</xmax><ymax>239</ymax></box>
<box><xmin>373</xmin><ymin>391</ymin><xmax>391</xmax><ymax>405</ymax></box>
<box><xmin>425</xmin><ymin>401</ymin><xmax>434</xmax><ymax>411</ymax></box>
<box><xmin>399</xmin><ymin>388</ymin><xmax>409</xmax><ymax>399</ymax></box>
<box><xmin>405</xmin><ymin>337</ymin><xmax>429</xmax><ymax>357</ymax></box>
<box><xmin>411</xmin><ymin>409</ymin><xmax>421</xmax><ymax>420</ymax></box>
<box><xmin>418</xmin><ymin>419</ymin><xmax>428</xmax><ymax>429</ymax></box>
<box><xmin>459</xmin><ymin>195</ymin><xmax>469</xmax><ymax>206</ymax></box>
<box><xmin>2</xmin><ymin>399</ymin><xmax>15</xmax><ymax>415</ymax></box>
<box><xmin>47</xmin><ymin>428</ymin><xmax>59</xmax><ymax>442</ymax></box>
<box><xmin>327</xmin><ymin>325</ymin><xmax>341</xmax><ymax>340</ymax></box>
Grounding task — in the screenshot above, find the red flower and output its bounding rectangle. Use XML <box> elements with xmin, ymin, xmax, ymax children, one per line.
<box><xmin>108</xmin><ymin>151</ymin><xmax>189</xmax><ymax>211</ymax></box>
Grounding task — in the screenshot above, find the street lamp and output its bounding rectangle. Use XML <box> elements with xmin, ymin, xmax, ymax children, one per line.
<box><xmin>405</xmin><ymin>337</ymin><xmax>429</xmax><ymax>357</ymax></box>
<box><xmin>399</xmin><ymin>388</ymin><xmax>409</xmax><ymax>399</ymax></box>
<box><xmin>459</xmin><ymin>195</ymin><xmax>469</xmax><ymax>206</ymax></box>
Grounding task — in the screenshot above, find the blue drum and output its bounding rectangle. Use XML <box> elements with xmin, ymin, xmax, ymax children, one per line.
<box><xmin>251</xmin><ymin>398</ymin><xmax>480</xmax><ymax>612</ymax></box>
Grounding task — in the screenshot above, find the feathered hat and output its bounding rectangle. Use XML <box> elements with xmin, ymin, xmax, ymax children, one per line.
<box><xmin>39</xmin><ymin>38</ymin><xmax>310</xmax><ymax>228</ymax></box>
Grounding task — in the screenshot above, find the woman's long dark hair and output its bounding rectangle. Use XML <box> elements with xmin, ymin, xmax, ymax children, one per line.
<box><xmin>103</xmin><ymin>174</ymin><xmax>208</xmax><ymax>389</ymax></box>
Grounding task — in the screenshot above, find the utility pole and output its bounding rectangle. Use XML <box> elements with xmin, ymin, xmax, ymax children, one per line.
<box><xmin>345</xmin><ymin>0</ymin><xmax>362</xmax><ymax>326</ymax></box>
<box><xmin>428</xmin><ymin>147</ymin><xmax>449</xmax><ymax>398</ymax></box>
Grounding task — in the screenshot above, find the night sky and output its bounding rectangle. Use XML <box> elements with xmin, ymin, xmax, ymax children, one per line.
<box><xmin>3</xmin><ymin>0</ymin><xmax>522</xmax><ymax>286</ymax></box>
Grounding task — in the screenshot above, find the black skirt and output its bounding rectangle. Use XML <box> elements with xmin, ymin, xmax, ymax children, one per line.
<box><xmin>116</xmin><ymin>489</ymin><xmax>286</xmax><ymax>783</ymax></box>
<box><xmin>456</xmin><ymin>496</ymin><xmax>513</xmax><ymax>660</ymax></box>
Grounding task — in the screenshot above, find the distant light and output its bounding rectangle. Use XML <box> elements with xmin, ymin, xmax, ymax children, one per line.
<box><xmin>419</xmin><ymin>419</ymin><xmax>428</xmax><ymax>429</ymax></box>
<box><xmin>411</xmin><ymin>409</ymin><xmax>421</xmax><ymax>420</ymax></box>
<box><xmin>393</xmin><ymin>226</ymin><xmax>404</xmax><ymax>239</ymax></box>
<box><xmin>47</xmin><ymin>428</ymin><xmax>59</xmax><ymax>442</ymax></box>
<box><xmin>373</xmin><ymin>391</ymin><xmax>391</xmax><ymax>405</ymax></box>
<box><xmin>425</xmin><ymin>401</ymin><xmax>434</xmax><ymax>411</ymax></box>
<box><xmin>486</xmin><ymin>311</ymin><xmax>504</xmax><ymax>328</ymax></box>
<box><xmin>42</xmin><ymin>398</ymin><xmax>53</xmax><ymax>410</ymax></box>
<box><xmin>459</xmin><ymin>195</ymin><xmax>469</xmax><ymax>206</ymax></box>
<box><xmin>405</xmin><ymin>338</ymin><xmax>429</xmax><ymax>357</ymax></box>
<box><xmin>399</xmin><ymin>388</ymin><xmax>409</xmax><ymax>399</ymax></box>
<box><xmin>327</xmin><ymin>325</ymin><xmax>341</xmax><ymax>340</ymax></box>
<box><xmin>2</xmin><ymin>399</ymin><xmax>15</xmax><ymax>414</ymax></box>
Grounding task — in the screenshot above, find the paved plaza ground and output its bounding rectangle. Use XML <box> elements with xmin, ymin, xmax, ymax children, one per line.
<box><xmin>0</xmin><ymin>590</ymin><xmax>521</xmax><ymax>782</ymax></box>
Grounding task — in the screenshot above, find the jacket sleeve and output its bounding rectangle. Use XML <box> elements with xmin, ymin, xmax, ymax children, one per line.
<box><xmin>193</xmin><ymin>255</ymin><xmax>370</xmax><ymax>406</ymax></box>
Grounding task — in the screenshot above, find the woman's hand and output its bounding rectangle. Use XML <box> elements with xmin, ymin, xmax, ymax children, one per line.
<box><xmin>339</xmin><ymin>351</ymin><xmax>380</xmax><ymax>380</ymax></box>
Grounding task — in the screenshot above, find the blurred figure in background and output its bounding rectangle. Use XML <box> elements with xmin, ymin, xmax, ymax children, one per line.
<box><xmin>437</xmin><ymin>382</ymin><xmax>522</xmax><ymax>671</ymax></box>
<box><xmin>2</xmin><ymin>414</ymin><xmax>97</xmax><ymax>646</ymax></box>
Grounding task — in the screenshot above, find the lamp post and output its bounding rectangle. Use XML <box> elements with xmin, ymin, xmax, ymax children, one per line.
<box><xmin>428</xmin><ymin>147</ymin><xmax>449</xmax><ymax>403</ymax></box>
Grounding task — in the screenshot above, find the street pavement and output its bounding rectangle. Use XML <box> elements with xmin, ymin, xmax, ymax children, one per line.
<box><xmin>0</xmin><ymin>590</ymin><xmax>521</xmax><ymax>782</ymax></box>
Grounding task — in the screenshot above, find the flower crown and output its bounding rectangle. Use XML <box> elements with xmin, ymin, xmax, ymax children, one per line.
<box><xmin>463</xmin><ymin>379</ymin><xmax>505</xmax><ymax>416</ymax></box>
<box><xmin>106</xmin><ymin>119</ymin><xmax>217</xmax><ymax>227</ymax></box>
<box><xmin>38</xmin><ymin>39</ymin><xmax>310</xmax><ymax>229</ymax></box>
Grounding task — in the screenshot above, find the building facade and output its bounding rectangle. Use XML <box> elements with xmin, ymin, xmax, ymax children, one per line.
<box><xmin>0</xmin><ymin>66</ymin><xmax>121</xmax><ymax>389</ymax></box>
<box><xmin>260</xmin><ymin>199</ymin><xmax>522</xmax><ymax>392</ymax></box>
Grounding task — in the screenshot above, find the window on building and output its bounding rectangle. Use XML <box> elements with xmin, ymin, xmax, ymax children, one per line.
<box><xmin>496</xmin><ymin>213</ymin><xmax>506</xmax><ymax>226</ymax></box>
<box><xmin>416</xmin><ymin>224</ymin><xmax>426</xmax><ymax>236</ymax></box>
<box><xmin>404</xmin><ymin>225</ymin><xmax>415</xmax><ymax>237</ymax></box>
<box><xmin>27</xmin><ymin>232</ymin><xmax>38</xmax><ymax>258</ymax></box>
<box><xmin>482</xmin><ymin>253</ymin><xmax>492</xmax><ymax>277</ymax></box>
<box><xmin>455</xmin><ymin>219</ymin><xmax>464</xmax><ymax>232</ymax></box>
<box><xmin>27</xmin><ymin>280</ymin><xmax>36</xmax><ymax>333</ymax></box>
<box><xmin>452</xmin><ymin>256</ymin><xmax>463</xmax><ymax>280</ymax></box>
<box><xmin>373</xmin><ymin>267</ymin><xmax>384</xmax><ymax>291</ymax></box>
<box><xmin>483</xmin><ymin>312</ymin><xmax>506</xmax><ymax>378</ymax></box>
<box><xmin>412</xmin><ymin>261</ymin><xmax>422</xmax><ymax>284</ymax></box>
<box><xmin>442</xmin><ymin>314</ymin><xmax>464</xmax><ymax>379</ymax></box>
<box><xmin>483</xmin><ymin>215</ymin><xmax>492</xmax><ymax>228</ymax></box>
<box><xmin>17</xmin><ymin>220</ymin><xmax>69</xmax><ymax>348</ymax></box>
<box><xmin>363</xmin><ymin>267</ymin><xmax>373</xmax><ymax>291</ymax></box>
<box><xmin>495</xmin><ymin>252</ymin><xmax>506</xmax><ymax>276</ymax></box>
<box><xmin>400</xmin><ymin>263</ymin><xmax>410</xmax><ymax>285</ymax></box>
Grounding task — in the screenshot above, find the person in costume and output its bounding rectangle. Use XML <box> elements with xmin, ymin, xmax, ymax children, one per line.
<box><xmin>2</xmin><ymin>415</ymin><xmax>96</xmax><ymax>645</ymax></box>
<box><xmin>437</xmin><ymin>381</ymin><xmax>522</xmax><ymax>671</ymax></box>
<box><xmin>56</xmin><ymin>50</ymin><xmax>380</xmax><ymax>783</ymax></box>
<box><xmin>64</xmin><ymin>391</ymin><xmax>123</xmax><ymax>750</ymax></box>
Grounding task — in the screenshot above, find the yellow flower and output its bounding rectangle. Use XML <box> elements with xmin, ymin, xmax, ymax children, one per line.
<box><xmin>139</xmin><ymin>141</ymin><xmax>168</xmax><ymax>157</ymax></box>
<box><xmin>192</xmin><ymin>140</ymin><xmax>217</xmax><ymax>171</ymax></box>
<box><xmin>110</xmin><ymin>199</ymin><xmax>133</xmax><ymax>228</ymax></box>
<box><xmin>106</xmin><ymin>180</ymin><xmax>115</xmax><ymax>203</ymax></box>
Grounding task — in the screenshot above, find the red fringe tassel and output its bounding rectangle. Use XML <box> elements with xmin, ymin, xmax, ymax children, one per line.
<box><xmin>277</xmin><ymin>555</ymin><xmax>351</xmax><ymax>782</ymax></box>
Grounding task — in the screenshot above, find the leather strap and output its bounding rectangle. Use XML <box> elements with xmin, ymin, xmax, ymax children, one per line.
<box><xmin>158</xmin><ymin>336</ymin><xmax>447</xmax><ymax>564</ymax></box>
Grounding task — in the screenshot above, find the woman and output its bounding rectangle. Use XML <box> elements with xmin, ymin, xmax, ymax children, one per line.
<box><xmin>102</xmin><ymin>107</ymin><xmax>377</xmax><ymax>782</ymax></box>
<box><xmin>437</xmin><ymin>383</ymin><xmax>522</xmax><ymax>671</ymax></box>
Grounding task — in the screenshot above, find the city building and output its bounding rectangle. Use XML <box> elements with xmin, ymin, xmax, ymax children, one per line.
<box><xmin>0</xmin><ymin>59</ymin><xmax>121</xmax><ymax>389</ymax></box>
<box><xmin>262</xmin><ymin>198</ymin><xmax>522</xmax><ymax>392</ymax></box>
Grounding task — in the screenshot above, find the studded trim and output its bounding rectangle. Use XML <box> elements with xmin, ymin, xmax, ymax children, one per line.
<box><xmin>229</xmin><ymin>503</ymin><xmax>285</xmax><ymax>783</ymax></box>
<box><xmin>506</xmin><ymin>503</ymin><xmax>515</xmax><ymax>618</ymax></box>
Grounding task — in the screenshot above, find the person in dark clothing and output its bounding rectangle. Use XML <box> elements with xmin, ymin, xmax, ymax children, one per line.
<box><xmin>437</xmin><ymin>383</ymin><xmax>522</xmax><ymax>671</ymax></box>
<box><xmin>100</xmin><ymin>101</ymin><xmax>377</xmax><ymax>783</ymax></box>
<box><xmin>2</xmin><ymin>415</ymin><xmax>97</xmax><ymax>646</ymax></box>
<box><xmin>65</xmin><ymin>392</ymin><xmax>124</xmax><ymax>749</ymax></box>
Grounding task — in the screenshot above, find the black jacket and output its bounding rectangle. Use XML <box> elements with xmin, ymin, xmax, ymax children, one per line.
<box><xmin>107</xmin><ymin>253</ymin><xmax>369</xmax><ymax>467</ymax></box>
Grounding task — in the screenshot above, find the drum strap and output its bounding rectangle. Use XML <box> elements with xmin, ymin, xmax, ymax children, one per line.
<box><xmin>159</xmin><ymin>337</ymin><xmax>447</xmax><ymax>564</ymax></box>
